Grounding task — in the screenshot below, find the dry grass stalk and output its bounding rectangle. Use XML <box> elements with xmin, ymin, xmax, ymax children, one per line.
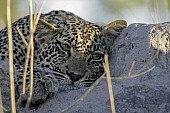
<box><xmin>106</xmin><ymin>50</ymin><xmax>159</xmax><ymax>80</ymax></box>
<box><xmin>15</xmin><ymin>26</ymin><xmax>28</xmax><ymax>106</ymax></box>
<box><xmin>105</xmin><ymin>66</ymin><xmax>155</xmax><ymax>80</ymax></box>
<box><xmin>24</xmin><ymin>0</ymin><xmax>34</xmax><ymax>111</ymax></box>
<box><xmin>23</xmin><ymin>0</ymin><xmax>46</xmax><ymax>112</ymax></box>
<box><xmin>135</xmin><ymin>50</ymin><xmax>159</xmax><ymax>75</ymax></box>
<box><xmin>22</xmin><ymin>0</ymin><xmax>45</xmax><ymax>96</ymax></box>
<box><xmin>16</xmin><ymin>26</ymin><xmax>28</xmax><ymax>46</ymax></box>
<box><xmin>7</xmin><ymin>0</ymin><xmax>16</xmax><ymax>112</ymax></box>
<box><xmin>22</xmin><ymin>41</ymin><xmax>31</xmax><ymax>95</ymax></box>
<box><xmin>103</xmin><ymin>54</ymin><xmax>116</xmax><ymax>113</ymax></box>
<box><xmin>128</xmin><ymin>61</ymin><xmax>135</xmax><ymax>76</ymax></box>
<box><xmin>40</xmin><ymin>19</ymin><xmax>57</xmax><ymax>31</ymax></box>
<box><xmin>61</xmin><ymin>74</ymin><xmax>104</xmax><ymax>113</ymax></box>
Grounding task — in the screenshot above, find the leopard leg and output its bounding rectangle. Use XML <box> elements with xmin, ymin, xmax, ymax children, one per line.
<box><xmin>18</xmin><ymin>74</ymin><xmax>59</xmax><ymax>105</ymax></box>
<box><xmin>29</xmin><ymin>75</ymin><xmax>58</xmax><ymax>104</ymax></box>
<box><xmin>35</xmin><ymin>75</ymin><xmax>58</xmax><ymax>104</ymax></box>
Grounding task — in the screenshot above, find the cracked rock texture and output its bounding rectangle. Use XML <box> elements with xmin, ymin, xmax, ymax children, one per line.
<box><xmin>0</xmin><ymin>22</ymin><xmax>170</xmax><ymax>113</ymax></box>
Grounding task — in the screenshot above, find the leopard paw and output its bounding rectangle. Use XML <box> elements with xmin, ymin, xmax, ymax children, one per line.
<box><xmin>21</xmin><ymin>75</ymin><xmax>59</xmax><ymax>105</ymax></box>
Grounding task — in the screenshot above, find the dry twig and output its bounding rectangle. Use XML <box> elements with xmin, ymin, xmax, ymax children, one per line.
<box><xmin>106</xmin><ymin>50</ymin><xmax>159</xmax><ymax>80</ymax></box>
<box><xmin>7</xmin><ymin>0</ymin><xmax>16</xmax><ymax>112</ymax></box>
<box><xmin>24</xmin><ymin>0</ymin><xmax>46</xmax><ymax>112</ymax></box>
<box><xmin>39</xmin><ymin>19</ymin><xmax>57</xmax><ymax>31</ymax></box>
<box><xmin>103</xmin><ymin>54</ymin><xmax>116</xmax><ymax>113</ymax></box>
<box><xmin>128</xmin><ymin>61</ymin><xmax>135</xmax><ymax>77</ymax></box>
<box><xmin>16</xmin><ymin>26</ymin><xmax>28</xmax><ymax>46</ymax></box>
<box><xmin>24</xmin><ymin>0</ymin><xmax>34</xmax><ymax>111</ymax></box>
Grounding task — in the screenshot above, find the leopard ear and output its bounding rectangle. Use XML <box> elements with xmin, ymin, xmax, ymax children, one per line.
<box><xmin>102</xmin><ymin>20</ymin><xmax>127</xmax><ymax>46</ymax></box>
<box><xmin>34</xmin><ymin>19</ymin><xmax>61</xmax><ymax>45</ymax></box>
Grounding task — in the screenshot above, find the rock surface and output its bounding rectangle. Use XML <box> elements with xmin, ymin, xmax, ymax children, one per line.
<box><xmin>0</xmin><ymin>22</ymin><xmax>170</xmax><ymax>113</ymax></box>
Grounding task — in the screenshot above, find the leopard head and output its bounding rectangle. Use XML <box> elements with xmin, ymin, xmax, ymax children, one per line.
<box><xmin>34</xmin><ymin>10</ymin><xmax>127</xmax><ymax>89</ymax></box>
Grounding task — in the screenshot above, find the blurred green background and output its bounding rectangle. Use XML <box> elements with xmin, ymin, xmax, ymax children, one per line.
<box><xmin>0</xmin><ymin>0</ymin><xmax>170</xmax><ymax>29</ymax></box>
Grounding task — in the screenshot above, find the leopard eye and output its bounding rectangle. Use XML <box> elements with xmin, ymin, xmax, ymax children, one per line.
<box><xmin>60</xmin><ymin>43</ymin><xmax>70</xmax><ymax>51</ymax></box>
<box><xmin>91</xmin><ymin>52</ymin><xmax>103</xmax><ymax>61</ymax></box>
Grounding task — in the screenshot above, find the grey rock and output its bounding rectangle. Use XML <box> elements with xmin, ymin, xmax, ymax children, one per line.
<box><xmin>108</xmin><ymin>22</ymin><xmax>170</xmax><ymax>113</ymax></box>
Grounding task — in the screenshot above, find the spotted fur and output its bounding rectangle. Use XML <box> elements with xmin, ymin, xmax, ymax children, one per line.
<box><xmin>0</xmin><ymin>10</ymin><xmax>127</xmax><ymax>104</ymax></box>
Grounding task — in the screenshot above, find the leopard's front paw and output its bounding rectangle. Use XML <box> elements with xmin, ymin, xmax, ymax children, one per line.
<box><xmin>22</xmin><ymin>75</ymin><xmax>59</xmax><ymax>105</ymax></box>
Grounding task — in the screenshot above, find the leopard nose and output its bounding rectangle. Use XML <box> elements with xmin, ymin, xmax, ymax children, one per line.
<box><xmin>68</xmin><ymin>72</ymin><xmax>82</xmax><ymax>82</ymax></box>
